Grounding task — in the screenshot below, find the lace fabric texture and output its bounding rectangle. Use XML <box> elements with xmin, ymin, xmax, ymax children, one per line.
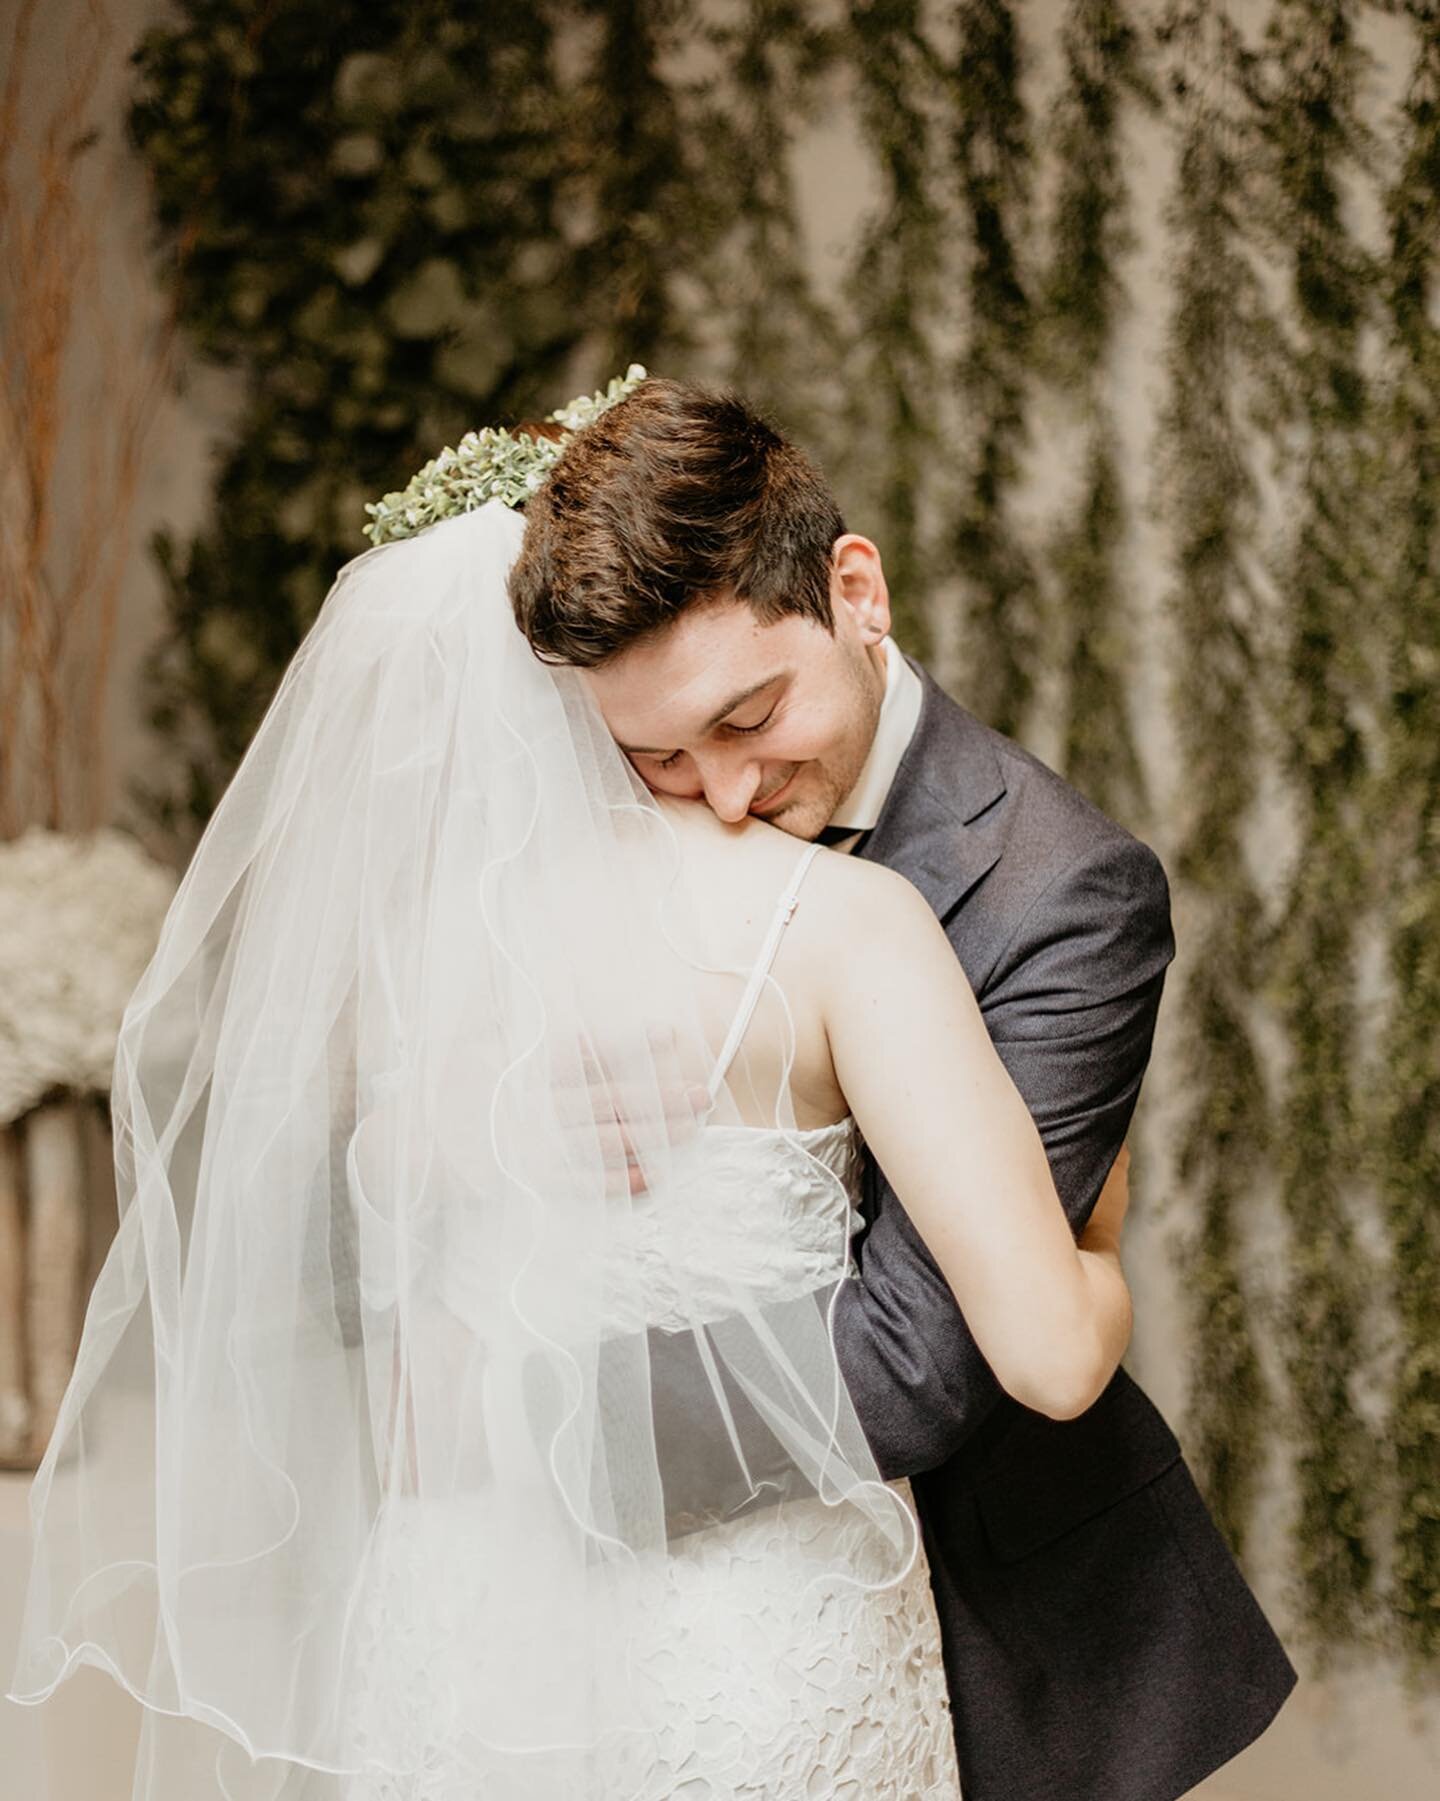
<box><xmin>346</xmin><ymin>1121</ymin><xmax>962</xmax><ymax>1801</ymax></box>
<box><xmin>587</xmin><ymin>1120</ymin><xmax>862</xmax><ymax>1334</ymax></box>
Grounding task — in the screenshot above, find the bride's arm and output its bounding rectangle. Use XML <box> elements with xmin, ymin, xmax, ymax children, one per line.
<box><xmin>814</xmin><ymin>861</ymin><xmax>1133</xmax><ymax>1422</ymax></box>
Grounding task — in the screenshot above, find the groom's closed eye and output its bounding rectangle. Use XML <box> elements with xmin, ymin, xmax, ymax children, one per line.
<box><xmin>715</xmin><ymin>707</ymin><xmax>779</xmax><ymax>744</ymax></box>
<box><xmin>640</xmin><ymin>707</ymin><xmax>781</xmax><ymax>769</ymax></box>
<box><xmin>619</xmin><ymin>672</ymin><xmax>793</xmax><ymax>764</ymax></box>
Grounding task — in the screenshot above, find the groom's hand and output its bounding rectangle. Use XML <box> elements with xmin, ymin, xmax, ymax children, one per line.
<box><xmin>566</xmin><ymin>1026</ymin><xmax>710</xmax><ymax>1196</ymax></box>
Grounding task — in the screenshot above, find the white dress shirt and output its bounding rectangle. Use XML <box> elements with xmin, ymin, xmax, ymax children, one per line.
<box><xmin>823</xmin><ymin>636</ymin><xmax>924</xmax><ymax>849</ymax></box>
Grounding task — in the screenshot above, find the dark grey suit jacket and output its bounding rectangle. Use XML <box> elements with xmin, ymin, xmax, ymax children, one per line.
<box><xmin>834</xmin><ymin>660</ymin><xmax>1295</xmax><ymax>1800</ymax></box>
<box><xmin>332</xmin><ymin>656</ymin><xmax>1296</xmax><ymax>1797</ymax></box>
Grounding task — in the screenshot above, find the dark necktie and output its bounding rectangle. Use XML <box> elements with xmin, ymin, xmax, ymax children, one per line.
<box><xmin>816</xmin><ymin>823</ymin><xmax>869</xmax><ymax>852</ymax></box>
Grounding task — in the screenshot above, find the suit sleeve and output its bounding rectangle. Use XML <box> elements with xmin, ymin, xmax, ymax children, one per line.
<box><xmin>831</xmin><ymin>833</ymin><xmax>1176</xmax><ymax>1479</ymax></box>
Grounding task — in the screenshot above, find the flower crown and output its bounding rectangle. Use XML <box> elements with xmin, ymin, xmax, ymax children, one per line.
<box><xmin>362</xmin><ymin>364</ymin><xmax>649</xmax><ymax>546</ymax></box>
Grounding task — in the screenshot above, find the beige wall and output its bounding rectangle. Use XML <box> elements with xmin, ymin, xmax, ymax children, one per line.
<box><xmin>3</xmin><ymin>1</ymin><xmax>1437</xmax><ymax>1795</ymax></box>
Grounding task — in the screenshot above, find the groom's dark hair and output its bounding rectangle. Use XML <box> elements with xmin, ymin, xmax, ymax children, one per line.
<box><xmin>508</xmin><ymin>377</ymin><xmax>844</xmax><ymax>666</ymax></box>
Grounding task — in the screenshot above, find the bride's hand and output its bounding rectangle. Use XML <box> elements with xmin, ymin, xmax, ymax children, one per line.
<box><xmin>1081</xmin><ymin>1144</ymin><xmax>1130</xmax><ymax>1255</ymax></box>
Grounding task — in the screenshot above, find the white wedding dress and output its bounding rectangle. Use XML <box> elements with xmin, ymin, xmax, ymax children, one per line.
<box><xmin>8</xmin><ymin>503</ymin><xmax>960</xmax><ymax>1801</ymax></box>
<box><xmin>342</xmin><ymin>851</ymin><xmax>964</xmax><ymax>1800</ymax></box>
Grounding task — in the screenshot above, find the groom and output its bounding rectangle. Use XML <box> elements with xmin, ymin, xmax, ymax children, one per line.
<box><xmin>508</xmin><ymin>377</ymin><xmax>1296</xmax><ymax>1800</ymax></box>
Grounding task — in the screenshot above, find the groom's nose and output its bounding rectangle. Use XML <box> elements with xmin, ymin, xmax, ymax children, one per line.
<box><xmin>696</xmin><ymin>755</ymin><xmax>763</xmax><ymax>823</ymax></box>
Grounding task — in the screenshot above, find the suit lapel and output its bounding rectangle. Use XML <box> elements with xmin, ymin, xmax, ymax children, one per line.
<box><xmin>859</xmin><ymin>658</ymin><xmax>1007</xmax><ymax>920</ymax></box>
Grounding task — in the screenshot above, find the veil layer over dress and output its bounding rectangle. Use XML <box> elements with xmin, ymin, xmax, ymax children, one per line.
<box><xmin>6</xmin><ymin>500</ymin><xmax>914</xmax><ymax>1799</ymax></box>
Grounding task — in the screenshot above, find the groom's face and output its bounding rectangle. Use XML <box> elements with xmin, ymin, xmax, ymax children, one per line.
<box><xmin>584</xmin><ymin>535</ymin><xmax>891</xmax><ymax>839</ymax></box>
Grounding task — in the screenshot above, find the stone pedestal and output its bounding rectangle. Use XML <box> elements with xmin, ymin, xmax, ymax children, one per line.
<box><xmin>0</xmin><ymin>1122</ymin><xmax>27</xmax><ymax>1462</ymax></box>
<box><xmin>23</xmin><ymin>1098</ymin><xmax>89</xmax><ymax>1464</ymax></box>
<box><xmin>0</xmin><ymin>1100</ymin><xmax>96</xmax><ymax>1470</ymax></box>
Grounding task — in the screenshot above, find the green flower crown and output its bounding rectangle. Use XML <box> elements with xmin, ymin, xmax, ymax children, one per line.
<box><xmin>362</xmin><ymin>364</ymin><xmax>649</xmax><ymax>546</ymax></box>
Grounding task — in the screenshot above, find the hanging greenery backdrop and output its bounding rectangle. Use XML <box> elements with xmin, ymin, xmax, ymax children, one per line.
<box><xmin>125</xmin><ymin>0</ymin><xmax>1440</xmax><ymax>1671</ymax></box>
<box><xmin>1153</xmin><ymin>0</ymin><xmax>1271</xmax><ymax>1566</ymax></box>
<box><xmin>1374</xmin><ymin>0</ymin><xmax>1440</xmax><ymax>1671</ymax></box>
<box><xmin>1037</xmin><ymin>0</ymin><xmax>1153</xmax><ymax>826</ymax></box>
<box><xmin>947</xmin><ymin>0</ymin><xmax>1039</xmax><ymax>736</ymax></box>
<box><xmin>841</xmin><ymin>0</ymin><xmax>947</xmax><ymax>657</ymax></box>
<box><xmin>1251</xmin><ymin>0</ymin><xmax>1380</xmax><ymax>1655</ymax></box>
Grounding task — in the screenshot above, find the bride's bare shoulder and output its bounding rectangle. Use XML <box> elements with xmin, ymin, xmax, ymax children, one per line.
<box><xmin>799</xmin><ymin>841</ymin><xmax>931</xmax><ymax>940</ymax></box>
<box><xmin>654</xmin><ymin>795</ymin><xmax>924</xmax><ymax>934</ymax></box>
<box><xmin>653</xmin><ymin>795</ymin><xmax>803</xmax><ymax>892</ymax></box>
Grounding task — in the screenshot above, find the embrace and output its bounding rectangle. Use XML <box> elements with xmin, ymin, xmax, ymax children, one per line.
<box><xmin>9</xmin><ymin>375</ymin><xmax>1295</xmax><ymax>1799</ymax></box>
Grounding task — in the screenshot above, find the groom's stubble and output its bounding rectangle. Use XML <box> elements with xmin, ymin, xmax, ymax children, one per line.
<box><xmin>582</xmin><ymin>577</ymin><xmax>889</xmax><ymax>842</ymax></box>
<box><xmin>756</xmin><ymin>628</ymin><xmax>886</xmax><ymax>839</ymax></box>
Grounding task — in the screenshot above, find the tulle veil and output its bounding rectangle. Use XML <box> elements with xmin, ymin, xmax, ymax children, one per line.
<box><xmin>6</xmin><ymin>498</ymin><xmax>913</xmax><ymax>1797</ymax></box>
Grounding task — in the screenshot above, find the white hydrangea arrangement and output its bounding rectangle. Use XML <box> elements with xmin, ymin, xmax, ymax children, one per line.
<box><xmin>0</xmin><ymin>827</ymin><xmax>178</xmax><ymax>1126</ymax></box>
<box><xmin>362</xmin><ymin>363</ymin><xmax>649</xmax><ymax>546</ymax></box>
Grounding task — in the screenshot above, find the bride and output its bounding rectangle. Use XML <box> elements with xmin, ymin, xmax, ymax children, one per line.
<box><xmin>7</xmin><ymin>377</ymin><xmax>1132</xmax><ymax>1800</ymax></box>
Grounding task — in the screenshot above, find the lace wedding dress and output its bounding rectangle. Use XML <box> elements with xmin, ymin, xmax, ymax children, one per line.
<box><xmin>342</xmin><ymin>848</ymin><xmax>964</xmax><ymax>1800</ymax></box>
<box><xmin>7</xmin><ymin>503</ymin><xmax>960</xmax><ymax>1801</ymax></box>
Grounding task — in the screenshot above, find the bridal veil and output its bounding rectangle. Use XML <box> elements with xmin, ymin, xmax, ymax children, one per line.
<box><xmin>6</xmin><ymin>499</ymin><xmax>913</xmax><ymax>1798</ymax></box>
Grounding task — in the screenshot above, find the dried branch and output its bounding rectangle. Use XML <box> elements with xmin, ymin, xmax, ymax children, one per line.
<box><xmin>0</xmin><ymin>0</ymin><xmax>178</xmax><ymax>834</ymax></box>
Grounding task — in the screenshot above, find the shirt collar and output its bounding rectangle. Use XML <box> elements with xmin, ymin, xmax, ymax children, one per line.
<box><xmin>827</xmin><ymin>636</ymin><xmax>924</xmax><ymax>832</ymax></box>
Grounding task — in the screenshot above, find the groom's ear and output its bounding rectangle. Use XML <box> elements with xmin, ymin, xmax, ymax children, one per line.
<box><xmin>830</xmin><ymin>535</ymin><xmax>892</xmax><ymax>644</ymax></box>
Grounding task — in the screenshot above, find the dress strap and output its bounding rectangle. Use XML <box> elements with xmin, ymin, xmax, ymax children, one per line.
<box><xmin>707</xmin><ymin>841</ymin><xmax>824</xmax><ymax>1106</ymax></box>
